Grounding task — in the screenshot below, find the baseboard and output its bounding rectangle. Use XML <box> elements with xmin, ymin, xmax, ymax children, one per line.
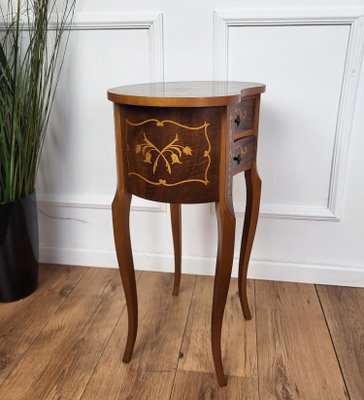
<box><xmin>39</xmin><ymin>246</ymin><xmax>364</xmax><ymax>288</ymax></box>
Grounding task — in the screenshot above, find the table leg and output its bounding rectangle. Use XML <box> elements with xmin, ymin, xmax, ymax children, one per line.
<box><xmin>170</xmin><ymin>204</ymin><xmax>182</xmax><ymax>296</ymax></box>
<box><xmin>112</xmin><ymin>190</ymin><xmax>138</xmax><ymax>362</ymax></box>
<box><xmin>212</xmin><ymin>200</ymin><xmax>236</xmax><ymax>386</ymax></box>
<box><xmin>238</xmin><ymin>165</ymin><xmax>261</xmax><ymax>320</ymax></box>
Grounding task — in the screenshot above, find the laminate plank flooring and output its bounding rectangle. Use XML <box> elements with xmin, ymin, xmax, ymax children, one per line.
<box><xmin>0</xmin><ymin>264</ymin><xmax>362</xmax><ymax>400</ymax></box>
<box><xmin>177</xmin><ymin>276</ymin><xmax>256</xmax><ymax>377</ymax></box>
<box><xmin>0</xmin><ymin>266</ymin><xmax>132</xmax><ymax>400</ymax></box>
<box><xmin>170</xmin><ymin>370</ymin><xmax>258</xmax><ymax>400</ymax></box>
<box><xmin>316</xmin><ymin>285</ymin><xmax>364</xmax><ymax>400</ymax></box>
<box><xmin>80</xmin><ymin>271</ymin><xmax>196</xmax><ymax>400</ymax></box>
<box><xmin>255</xmin><ymin>280</ymin><xmax>349</xmax><ymax>400</ymax></box>
<box><xmin>0</xmin><ymin>265</ymin><xmax>86</xmax><ymax>386</ymax></box>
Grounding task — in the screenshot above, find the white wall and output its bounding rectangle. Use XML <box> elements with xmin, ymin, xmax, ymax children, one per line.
<box><xmin>37</xmin><ymin>0</ymin><xmax>364</xmax><ymax>287</ymax></box>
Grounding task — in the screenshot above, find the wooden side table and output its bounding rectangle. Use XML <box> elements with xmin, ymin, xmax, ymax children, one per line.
<box><xmin>108</xmin><ymin>81</ymin><xmax>265</xmax><ymax>386</ymax></box>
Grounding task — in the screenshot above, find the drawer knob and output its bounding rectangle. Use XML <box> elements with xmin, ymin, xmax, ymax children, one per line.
<box><xmin>233</xmin><ymin>145</ymin><xmax>248</xmax><ymax>165</ymax></box>
<box><xmin>234</xmin><ymin>154</ymin><xmax>242</xmax><ymax>164</ymax></box>
<box><xmin>234</xmin><ymin>114</ymin><xmax>241</xmax><ymax>127</ymax></box>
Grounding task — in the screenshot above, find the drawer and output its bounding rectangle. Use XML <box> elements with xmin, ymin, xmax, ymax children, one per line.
<box><xmin>231</xmin><ymin>98</ymin><xmax>255</xmax><ymax>139</ymax></box>
<box><xmin>232</xmin><ymin>136</ymin><xmax>256</xmax><ymax>175</ymax></box>
<box><xmin>122</xmin><ymin>105</ymin><xmax>222</xmax><ymax>203</ymax></box>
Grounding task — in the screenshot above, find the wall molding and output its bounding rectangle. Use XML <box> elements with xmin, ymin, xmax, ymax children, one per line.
<box><xmin>213</xmin><ymin>8</ymin><xmax>364</xmax><ymax>221</ymax></box>
<box><xmin>235</xmin><ymin>203</ymin><xmax>339</xmax><ymax>221</ymax></box>
<box><xmin>57</xmin><ymin>11</ymin><xmax>164</xmax><ymax>82</ymax></box>
<box><xmin>0</xmin><ymin>12</ymin><xmax>164</xmax><ymax>81</ymax></box>
<box><xmin>39</xmin><ymin>246</ymin><xmax>364</xmax><ymax>288</ymax></box>
<box><xmin>36</xmin><ymin>11</ymin><xmax>165</xmax><ymax>213</ymax></box>
<box><xmin>37</xmin><ymin>194</ymin><xmax>167</xmax><ymax>213</ymax></box>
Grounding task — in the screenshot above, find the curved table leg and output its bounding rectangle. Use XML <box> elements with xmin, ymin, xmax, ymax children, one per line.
<box><xmin>238</xmin><ymin>165</ymin><xmax>261</xmax><ymax>320</ymax></box>
<box><xmin>112</xmin><ymin>190</ymin><xmax>138</xmax><ymax>362</ymax></box>
<box><xmin>212</xmin><ymin>201</ymin><xmax>236</xmax><ymax>386</ymax></box>
<box><xmin>170</xmin><ymin>203</ymin><xmax>182</xmax><ymax>296</ymax></box>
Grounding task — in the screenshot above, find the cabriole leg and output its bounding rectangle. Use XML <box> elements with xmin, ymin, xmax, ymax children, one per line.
<box><xmin>211</xmin><ymin>201</ymin><xmax>236</xmax><ymax>386</ymax></box>
<box><xmin>170</xmin><ymin>203</ymin><xmax>182</xmax><ymax>296</ymax></box>
<box><xmin>112</xmin><ymin>191</ymin><xmax>138</xmax><ymax>362</ymax></box>
<box><xmin>238</xmin><ymin>165</ymin><xmax>261</xmax><ymax>320</ymax></box>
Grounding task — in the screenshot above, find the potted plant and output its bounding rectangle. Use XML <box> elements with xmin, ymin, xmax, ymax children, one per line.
<box><xmin>0</xmin><ymin>0</ymin><xmax>75</xmax><ymax>302</ymax></box>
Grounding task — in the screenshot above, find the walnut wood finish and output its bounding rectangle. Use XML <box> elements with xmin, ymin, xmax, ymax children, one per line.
<box><xmin>212</xmin><ymin>201</ymin><xmax>236</xmax><ymax>386</ymax></box>
<box><xmin>108</xmin><ymin>81</ymin><xmax>265</xmax><ymax>107</ymax></box>
<box><xmin>111</xmin><ymin>105</ymin><xmax>138</xmax><ymax>362</ymax></box>
<box><xmin>231</xmin><ymin>97</ymin><xmax>255</xmax><ymax>135</ymax></box>
<box><xmin>108</xmin><ymin>81</ymin><xmax>265</xmax><ymax>387</ymax></box>
<box><xmin>238</xmin><ymin>166</ymin><xmax>261</xmax><ymax>320</ymax></box>
<box><xmin>121</xmin><ymin>105</ymin><xmax>222</xmax><ymax>203</ymax></box>
<box><xmin>211</xmin><ymin>108</ymin><xmax>235</xmax><ymax>386</ymax></box>
<box><xmin>237</xmin><ymin>94</ymin><xmax>262</xmax><ymax>320</ymax></box>
<box><xmin>232</xmin><ymin>136</ymin><xmax>256</xmax><ymax>175</ymax></box>
<box><xmin>170</xmin><ymin>204</ymin><xmax>181</xmax><ymax>296</ymax></box>
<box><xmin>112</xmin><ymin>191</ymin><xmax>137</xmax><ymax>362</ymax></box>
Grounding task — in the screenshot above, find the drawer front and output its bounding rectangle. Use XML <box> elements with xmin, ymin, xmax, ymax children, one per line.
<box><xmin>232</xmin><ymin>136</ymin><xmax>256</xmax><ymax>175</ymax></box>
<box><xmin>231</xmin><ymin>98</ymin><xmax>255</xmax><ymax>139</ymax></box>
<box><xmin>121</xmin><ymin>105</ymin><xmax>223</xmax><ymax>203</ymax></box>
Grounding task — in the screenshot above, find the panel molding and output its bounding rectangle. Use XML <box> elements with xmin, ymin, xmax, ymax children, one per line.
<box><xmin>235</xmin><ymin>203</ymin><xmax>340</xmax><ymax>221</ymax></box>
<box><xmin>36</xmin><ymin>12</ymin><xmax>165</xmax><ymax>213</ymax></box>
<box><xmin>50</xmin><ymin>11</ymin><xmax>164</xmax><ymax>82</ymax></box>
<box><xmin>213</xmin><ymin>8</ymin><xmax>364</xmax><ymax>221</ymax></box>
<box><xmin>39</xmin><ymin>246</ymin><xmax>364</xmax><ymax>288</ymax></box>
<box><xmin>37</xmin><ymin>194</ymin><xmax>167</xmax><ymax>213</ymax></box>
<box><xmin>0</xmin><ymin>11</ymin><xmax>164</xmax><ymax>81</ymax></box>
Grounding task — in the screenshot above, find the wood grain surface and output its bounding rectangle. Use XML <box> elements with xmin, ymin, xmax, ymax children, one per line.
<box><xmin>232</xmin><ymin>136</ymin><xmax>256</xmax><ymax>176</ymax></box>
<box><xmin>121</xmin><ymin>105</ymin><xmax>223</xmax><ymax>203</ymax></box>
<box><xmin>255</xmin><ymin>280</ymin><xmax>349</xmax><ymax>400</ymax></box>
<box><xmin>0</xmin><ymin>267</ymin><xmax>130</xmax><ymax>400</ymax></box>
<box><xmin>110</xmin><ymin>84</ymin><xmax>263</xmax><ymax>386</ymax></box>
<box><xmin>0</xmin><ymin>265</ymin><xmax>362</xmax><ymax>399</ymax></box>
<box><xmin>177</xmin><ymin>276</ymin><xmax>256</xmax><ymax>378</ymax></box>
<box><xmin>317</xmin><ymin>285</ymin><xmax>364</xmax><ymax>400</ymax></box>
<box><xmin>0</xmin><ymin>264</ymin><xmax>86</xmax><ymax>386</ymax></box>
<box><xmin>80</xmin><ymin>271</ymin><xmax>196</xmax><ymax>400</ymax></box>
<box><xmin>170</xmin><ymin>203</ymin><xmax>182</xmax><ymax>296</ymax></box>
<box><xmin>231</xmin><ymin>97</ymin><xmax>255</xmax><ymax>136</ymax></box>
<box><xmin>170</xmin><ymin>370</ymin><xmax>258</xmax><ymax>400</ymax></box>
<box><xmin>108</xmin><ymin>81</ymin><xmax>266</xmax><ymax>107</ymax></box>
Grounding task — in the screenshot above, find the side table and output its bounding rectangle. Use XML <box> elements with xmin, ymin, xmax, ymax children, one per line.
<box><xmin>108</xmin><ymin>81</ymin><xmax>265</xmax><ymax>386</ymax></box>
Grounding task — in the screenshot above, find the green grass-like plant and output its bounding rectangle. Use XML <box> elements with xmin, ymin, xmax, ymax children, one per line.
<box><xmin>0</xmin><ymin>0</ymin><xmax>75</xmax><ymax>203</ymax></box>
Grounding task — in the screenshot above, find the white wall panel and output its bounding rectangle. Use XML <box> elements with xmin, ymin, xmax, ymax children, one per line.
<box><xmin>38</xmin><ymin>29</ymin><xmax>149</xmax><ymax>196</ymax></box>
<box><xmin>229</xmin><ymin>25</ymin><xmax>349</xmax><ymax>209</ymax></box>
<box><xmin>35</xmin><ymin>3</ymin><xmax>364</xmax><ymax>287</ymax></box>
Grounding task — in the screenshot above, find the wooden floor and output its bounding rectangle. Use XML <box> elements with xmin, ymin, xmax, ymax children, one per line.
<box><xmin>0</xmin><ymin>265</ymin><xmax>363</xmax><ymax>400</ymax></box>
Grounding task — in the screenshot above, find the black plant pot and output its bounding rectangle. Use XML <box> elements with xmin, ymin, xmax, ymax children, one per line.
<box><xmin>0</xmin><ymin>191</ymin><xmax>39</xmax><ymax>302</ymax></box>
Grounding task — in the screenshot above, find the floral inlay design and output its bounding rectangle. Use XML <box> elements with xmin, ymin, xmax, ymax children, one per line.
<box><xmin>136</xmin><ymin>133</ymin><xmax>192</xmax><ymax>174</ymax></box>
<box><xmin>126</xmin><ymin>119</ymin><xmax>211</xmax><ymax>187</ymax></box>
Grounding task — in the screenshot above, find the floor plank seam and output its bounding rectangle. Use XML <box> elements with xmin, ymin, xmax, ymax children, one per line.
<box><xmin>0</xmin><ymin>266</ymin><xmax>88</xmax><ymax>393</ymax></box>
<box><xmin>314</xmin><ymin>284</ymin><xmax>351</xmax><ymax>400</ymax></box>
<box><xmin>253</xmin><ymin>279</ymin><xmax>261</xmax><ymax>400</ymax></box>
<box><xmin>168</xmin><ymin>275</ymin><xmax>198</xmax><ymax>400</ymax></box>
<box><xmin>78</xmin><ymin>271</ymin><xmax>142</xmax><ymax>400</ymax></box>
